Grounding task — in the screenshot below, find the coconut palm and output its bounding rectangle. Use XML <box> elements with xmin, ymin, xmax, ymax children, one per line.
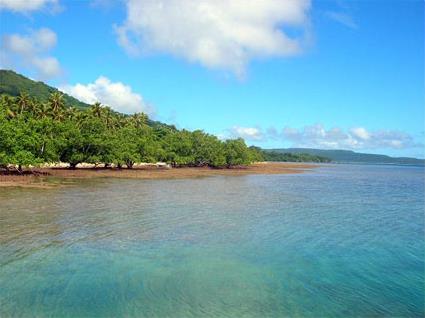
<box><xmin>17</xmin><ymin>92</ymin><xmax>30</xmax><ymax>115</ymax></box>
<box><xmin>131</xmin><ymin>113</ymin><xmax>148</xmax><ymax>129</ymax></box>
<box><xmin>65</xmin><ymin>107</ymin><xmax>79</xmax><ymax>120</ymax></box>
<box><xmin>36</xmin><ymin>102</ymin><xmax>51</xmax><ymax>119</ymax></box>
<box><xmin>49</xmin><ymin>92</ymin><xmax>65</xmax><ymax>119</ymax></box>
<box><xmin>1</xmin><ymin>95</ymin><xmax>17</xmax><ymax>119</ymax></box>
<box><xmin>90</xmin><ymin>102</ymin><xmax>103</xmax><ymax>118</ymax></box>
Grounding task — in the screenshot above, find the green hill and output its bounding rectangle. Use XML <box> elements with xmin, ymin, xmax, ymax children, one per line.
<box><xmin>267</xmin><ymin>148</ymin><xmax>425</xmax><ymax>165</ymax></box>
<box><xmin>0</xmin><ymin>69</ymin><xmax>176</xmax><ymax>131</ymax></box>
<box><xmin>0</xmin><ymin>69</ymin><xmax>90</xmax><ymax>110</ymax></box>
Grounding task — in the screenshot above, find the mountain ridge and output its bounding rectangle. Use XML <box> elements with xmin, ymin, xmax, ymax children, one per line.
<box><xmin>266</xmin><ymin>148</ymin><xmax>424</xmax><ymax>165</ymax></box>
<box><xmin>0</xmin><ymin>69</ymin><xmax>90</xmax><ymax>110</ymax></box>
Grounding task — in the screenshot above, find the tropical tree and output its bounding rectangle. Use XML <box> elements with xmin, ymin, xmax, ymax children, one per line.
<box><xmin>114</xmin><ymin>124</ymin><xmax>140</xmax><ymax>168</ymax></box>
<box><xmin>90</xmin><ymin>102</ymin><xmax>103</xmax><ymax>118</ymax></box>
<box><xmin>49</xmin><ymin>92</ymin><xmax>65</xmax><ymax>119</ymax></box>
<box><xmin>17</xmin><ymin>92</ymin><xmax>31</xmax><ymax>115</ymax></box>
<box><xmin>224</xmin><ymin>138</ymin><xmax>251</xmax><ymax>167</ymax></box>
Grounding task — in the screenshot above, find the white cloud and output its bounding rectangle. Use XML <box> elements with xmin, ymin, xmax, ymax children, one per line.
<box><xmin>0</xmin><ymin>0</ymin><xmax>59</xmax><ymax>13</ymax></box>
<box><xmin>225</xmin><ymin>123</ymin><xmax>421</xmax><ymax>150</ymax></box>
<box><xmin>228</xmin><ymin>126</ymin><xmax>264</xmax><ymax>141</ymax></box>
<box><xmin>350</xmin><ymin>127</ymin><xmax>370</xmax><ymax>140</ymax></box>
<box><xmin>115</xmin><ymin>0</ymin><xmax>311</xmax><ymax>76</ymax></box>
<box><xmin>281</xmin><ymin>124</ymin><xmax>420</xmax><ymax>150</ymax></box>
<box><xmin>325</xmin><ymin>11</ymin><xmax>357</xmax><ymax>29</ymax></box>
<box><xmin>0</xmin><ymin>28</ymin><xmax>62</xmax><ymax>80</ymax></box>
<box><xmin>34</xmin><ymin>27</ymin><xmax>57</xmax><ymax>49</ymax></box>
<box><xmin>60</xmin><ymin>76</ymin><xmax>154</xmax><ymax>115</ymax></box>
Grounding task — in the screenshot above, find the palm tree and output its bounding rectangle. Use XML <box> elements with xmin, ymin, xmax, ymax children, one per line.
<box><xmin>1</xmin><ymin>95</ymin><xmax>16</xmax><ymax>119</ymax></box>
<box><xmin>49</xmin><ymin>92</ymin><xmax>65</xmax><ymax>119</ymax></box>
<box><xmin>5</xmin><ymin>107</ymin><xmax>16</xmax><ymax>119</ymax></box>
<box><xmin>131</xmin><ymin>113</ymin><xmax>148</xmax><ymax>128</ymax></box>
<box><xmin>90</xmin><ymin>102</ymin><xmax>103</xmax><ymax>118</ymax></box>
<box><xmin>27</xmin><ymin>99</ymin><xmax>38</xmax><ymax>115</ymax></box>
<box><xmin>17</xmin><ymin>92</ymin><xmax>30</xmax><ymax>115</ymax></box>
<box><xmin>65</xmin><ymin>107</ymin><xmax>79</xmax><ymax>120</ymax></box>
<box><xmin>36</xmin><ymin>102</ymin><xmax>51</xmax><ymax>119</ymax></box>
<box><xmin>101</xmin><ymin>106</ymin><xmax>117</xmax><ymax>129</ymax></box>
<box><xmin>67</xmin><ymin>107</ymin><xmax>89</xmax><ymax>128</ymax></box>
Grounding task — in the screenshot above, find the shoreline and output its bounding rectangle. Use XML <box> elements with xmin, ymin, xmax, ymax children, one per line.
<box><xmin>0</xmin><ymin>162</ymin><xmax>318</xmax><ymax>188</ymax></box>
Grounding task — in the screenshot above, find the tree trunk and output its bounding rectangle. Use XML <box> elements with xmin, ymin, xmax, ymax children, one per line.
<box><xmin>70</xmin><ymin>162</ymin><xmax>78</xmax><ymax>169</ymax></box>
<box><xmin>17</xmin><ymin>165</ymin><xmax>23</xmax><ymax>174</ymax></box>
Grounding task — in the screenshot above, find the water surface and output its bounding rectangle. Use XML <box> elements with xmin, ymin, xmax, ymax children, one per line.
<box><xmin>0</xmin><ymin>164</ymin><xmax>424</xmax><ymax>317</ymax></box>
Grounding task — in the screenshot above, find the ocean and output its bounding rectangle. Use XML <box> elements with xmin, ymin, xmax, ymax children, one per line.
<box><xmin>0</xmin><ymin>164</ymin><xmax>424</xmax><ymax>317</ymax></box>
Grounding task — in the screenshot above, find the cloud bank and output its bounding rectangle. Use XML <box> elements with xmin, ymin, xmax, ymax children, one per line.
<box><xmin>0</xmin><ymin>28</ymin><xmax>62</xmax><ymax>80</ymax></box>
<box><xmin>227</xmin><ymin>124</ymin><xmax>421</xmax><ymax>150</ymax></box>
<box><xmin>228</xmin><ymin>126</ymin><xmax>264</xmax><ymax>141</ymax></box>
<box><xmin>115</xmin><ymin>0</ymin><xmax>311</xmax><ymax>76</ymax></box>
<box><xmin>60</xmin><ymin>76</ymin><xmax>154</xmax><ymax>115</ymax></box>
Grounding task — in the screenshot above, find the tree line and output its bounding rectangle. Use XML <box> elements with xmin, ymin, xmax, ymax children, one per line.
<box><xmin>0</xmin><ymin>92</ymin><xmax>264</xmax><ymax>172</ymax></box>
<box><xmin>261</xmin><ymin>150</ymin><xmax>331</xmax><ymax>163</ymax></box>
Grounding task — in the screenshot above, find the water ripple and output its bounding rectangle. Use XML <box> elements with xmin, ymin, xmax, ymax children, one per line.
<box><xmin>0</xmin><ymin>164</ymin><xmax>424</xmax><ymax>317</ymax></box>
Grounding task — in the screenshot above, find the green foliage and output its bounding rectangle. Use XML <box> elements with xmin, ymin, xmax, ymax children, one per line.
<box><xmin>248</xmin><ymin>146</ymin><xmax>265</xmax><ymax>163</ymax></box>
<box><xmin>0</xmin><ymin>70</ymin><xmax>90</xmax><ymax>110</ymax></box>
<box><xmin>262</xmin><ymin>151</ymin><xmax>331</xmax><ymax>163</ymax></box>
<box><xmin>0</xmin><ymin>114</ymin><xmax>42</xmax><ymax>171</ymax></box>
<box><xmin>224</xmin><ymin>138</ymin><xmax>252</xmax><ymax>166</ymax></box>
<box><xmin>268</xmin><ymin>148</ymin><xmax>424</xmax><ymax>165</ymax></box>
<box><xmin>0</xmin><ymin>93</ymin><xmax>258</xmax><ymax>170</ymax></box>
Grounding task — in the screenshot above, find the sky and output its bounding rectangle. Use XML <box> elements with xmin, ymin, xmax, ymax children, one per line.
<box><xmin>0</xmin><ymin>0</ymin><xmax>423</xmax><ymax>158</ymax></box>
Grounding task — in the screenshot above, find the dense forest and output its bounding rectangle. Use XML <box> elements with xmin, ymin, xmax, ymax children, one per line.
<box><xmin>269</xmin><ymin>148</ymin><xmax>424</xmax><ymax>165</ymax></box>
<box><xmin>0</xmin><ymin>92</ymin><xmax>267</xmax><ymax>172</ymax></box>
<box><xmin>262</xmin><ymin>150</ymin><xmax>331</xmax><ymax>163</ymax></box>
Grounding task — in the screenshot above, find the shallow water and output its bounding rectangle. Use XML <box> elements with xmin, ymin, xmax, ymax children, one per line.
<box><xmin>0</xmin><ymin>164</ymin><xmax>424</xmax><ymax>317</ymax></box>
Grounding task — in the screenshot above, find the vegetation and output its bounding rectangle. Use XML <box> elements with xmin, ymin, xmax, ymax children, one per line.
<box><xmin>262</xmin><ymin>150</ymin><xmax>331</xmax><ymax>163</ymax></box>
<box><xmin>269</xmin><ymin>148</ymin><xmax>424</xmax><ymax>165</ymax></box>
<box><xmin>0</xmin><ymin>93</ymin><xmax>263</xmax><ymax>172</ymax></box>
<box><xmin>0</xmin><ymin>69</ymin><xmax>90</xmax><ymax>110</ymax></box>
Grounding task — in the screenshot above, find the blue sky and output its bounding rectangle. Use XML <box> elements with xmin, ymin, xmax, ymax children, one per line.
<box><xmin>0</xmin><ymin>0</ymin><xmax>423</xmax><ymax>158</ymax></box>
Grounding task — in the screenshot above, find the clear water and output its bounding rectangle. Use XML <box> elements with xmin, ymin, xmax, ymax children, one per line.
<box><xmin>0</xmin><ymin>164</ymin><xmax>424</xmax><ymax>317</ymax></box>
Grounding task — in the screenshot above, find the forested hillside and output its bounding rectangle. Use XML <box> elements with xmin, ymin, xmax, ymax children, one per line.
<box><xmin>269</xmin><ymin>148</ymin><xmax>424</xmax><ymax>165</ymax></box>
<box><xmin>0</xmin><ymin>70</ymin><xmax>90</xmax><ymax>110</ymax></box>
<box><xmin>0</xmin><ymin>69</ymin><xmax>184</xmax><ymax>132</ymax></box>
<box><xmin>261</xmin><ymin>150</ymin><xmax>331</xmax><ymax>163</ymax></box>
<box><xmin>0</xmin><ymin>92</ymin><xmax>263</xmax><ymax>172</ymax></box>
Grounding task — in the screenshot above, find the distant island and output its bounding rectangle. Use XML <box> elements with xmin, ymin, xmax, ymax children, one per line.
<box><xmin>260</xmin><ymin>149</ymin><xmax>331</xmax><ymax>163</ymax></box>
<box><xmin>267</xmin><ymin>148</ymin><xmax>425</xmax><ymax>166</ymax></box>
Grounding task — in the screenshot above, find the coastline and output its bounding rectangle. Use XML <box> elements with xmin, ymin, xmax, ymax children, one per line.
<box><xmin>0</xmin><ymin>162</ymin><xmax>317</xmax><ymax>188</ymax></box>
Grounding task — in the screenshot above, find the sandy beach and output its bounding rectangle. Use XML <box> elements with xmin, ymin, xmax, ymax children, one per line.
<box><xmin>0</xmin><ymin>162</ymin><xmax>317</xmax><ymax>188</ymax></box>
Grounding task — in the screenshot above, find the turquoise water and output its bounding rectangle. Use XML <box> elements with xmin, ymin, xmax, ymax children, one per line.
<box><xmin>0</xmin><ymin>164</ymin><xmax>424</xmax><ymax>317</ymax></box>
